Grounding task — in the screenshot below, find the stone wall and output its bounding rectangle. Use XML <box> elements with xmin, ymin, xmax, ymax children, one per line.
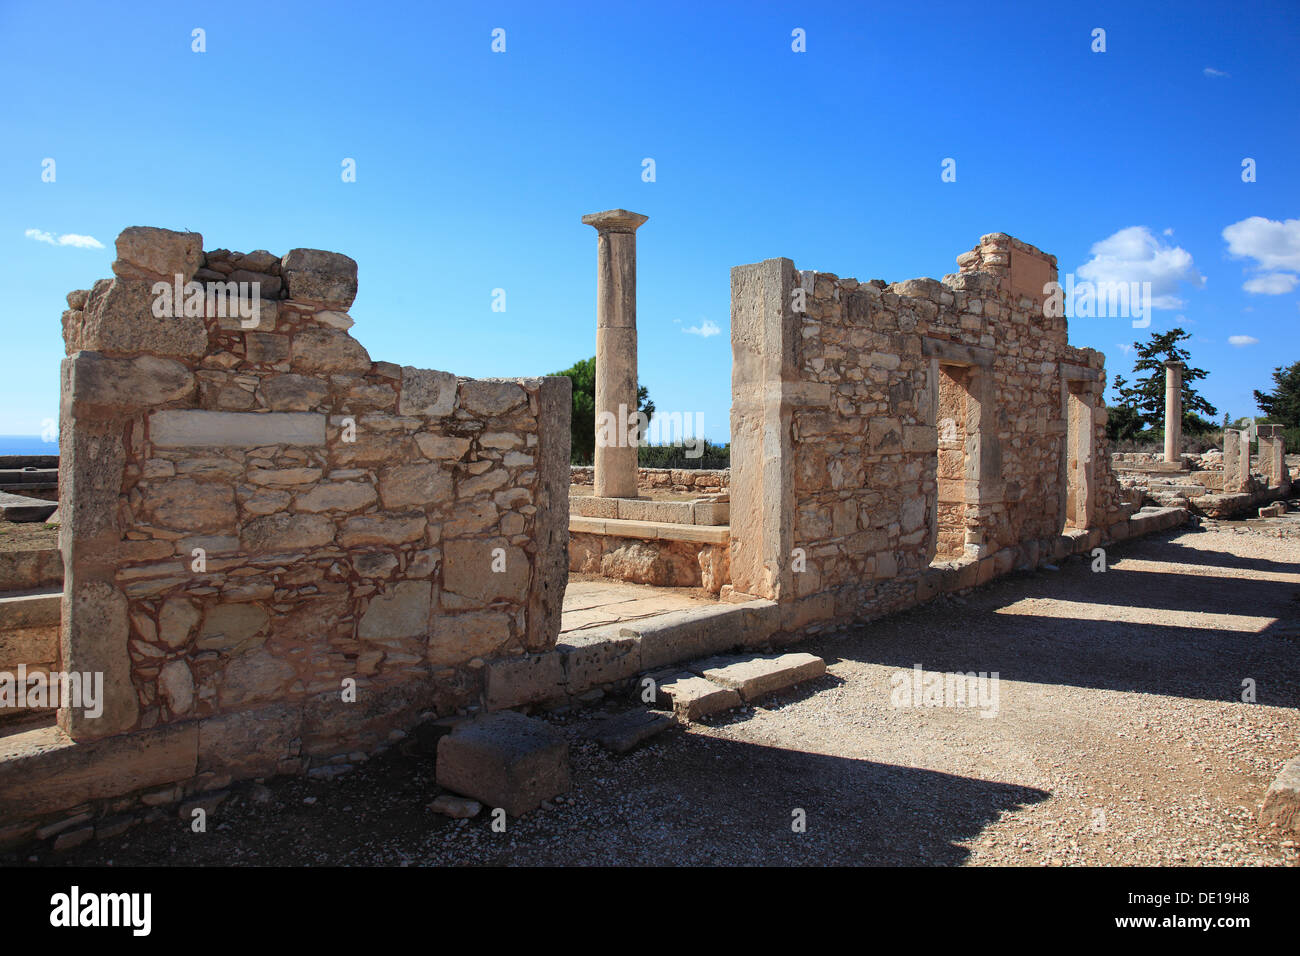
<box><xmin>730</xmin><ymin>233</ymin><xmax>1130</xmax><ymax>629</ymax></box>
<box><xmin>570</xmin><ymin>466</ymin><xmax>727</xmax><ymax>494</ymax></box>
<box><xmin>57</xmin><ymin>226</ymin><xmax>570</xmax><ymax>756</ymax></box>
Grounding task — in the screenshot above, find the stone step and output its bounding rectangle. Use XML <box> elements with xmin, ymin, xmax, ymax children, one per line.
<box><xmin>0</xmin><ymin>589</ymin><xmax>62</xmax><ymax>631</ymax></box>
<box><xmin>651</xmin><ymin>671</ymin><xmax>740</xmax><ymax>720</ymax></box>
<box><xmin>690</xmin><ymin>652</ymin><xmax>826</xmax><ymax>703</ymax></box>
<box><xmin>0</xmin><ymin>492</ymin><xmax>57</xmax><ymax>523</ymax></box>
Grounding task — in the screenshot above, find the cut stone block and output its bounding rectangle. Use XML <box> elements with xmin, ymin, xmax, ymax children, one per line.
<box><xmin>1260</xmin><ymin>756</ymin><xmax>1300</xmax><ymax>834</ymax></box>
<box><xmin>149</xmin><ymin>410</ymin><xmax>326</xmax><ymax>447</ymax></box>
<box><xmin>435</xmin><ymin>711</ymin><xmax>569</xmax><ymax>816</ymax></box>
<box><xmin>653</xmin><ymin>671</ymin><xmax>740</xmax><ymax>720</ymax></box>
<box><xmin>584</xmin><ymin>709</ymin><xmax>673</xmax><ymax>754</ymax></box>
<box><xmin>692</xmin><ymin>652</ymin><xmax>826</xmax><ymax>702</ymax></box>
<box><xmin>0</xmin><ymin>492</ymin><xmax>57</xmax><ymax>523</ymax></box>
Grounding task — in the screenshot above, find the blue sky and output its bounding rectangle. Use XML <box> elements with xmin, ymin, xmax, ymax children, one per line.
<box><xmin>2</xmin><ymin>0</ymin><xmax>1297</xmax><ymax>445</ymax></box>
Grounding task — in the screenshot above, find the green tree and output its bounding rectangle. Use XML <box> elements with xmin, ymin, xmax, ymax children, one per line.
<box><xmin>1253</xmin><ymin>360</ymin><xmax>1300</xmax><ymax>428</ymax></box>
<box><xmin>1115</xmin><ymin>328</ymin><xmax>1217</xmax><ymax>431</ymax></box>
<box><xmin>551</xmin><ymin>356</ymin><xmax>654</xmax><ymax>464</ymax></box>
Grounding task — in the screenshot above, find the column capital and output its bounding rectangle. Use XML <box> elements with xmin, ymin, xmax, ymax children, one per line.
<box><xmin>582</xmin><ymin>209</ymin><xmax>649</xmax><ymax>233</ymax></box>
<box><xmin>1163</xmin><ymin>359</ymin><xmax>1185</xmax><ymax>369</ymax></box>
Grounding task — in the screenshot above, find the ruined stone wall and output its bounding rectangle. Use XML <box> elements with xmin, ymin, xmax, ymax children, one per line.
<box><xmin>569</xmin><ymin>466</ymin><xmax>728</xmax><ymax>494</ymax></box>
<box><xmin>730</xmin><ymin>233</ymin><xmax>1129</xmax><ymax>628</ymax></box>
<box><xmin>58</xmin><ymin>227</ymin><xmax>570</xmax><ymax>758</ymax></box>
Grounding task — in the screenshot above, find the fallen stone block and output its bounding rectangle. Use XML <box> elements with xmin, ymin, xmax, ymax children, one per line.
<box><xmin>653</xmin><ymin>671</ymin><xmax>740</xmax><ymax>721</ymax></box>
<box><xmin>584</xmin><ymin>709</ymin><xmax>673</xmax><ymax>754</ymax></box>
<box><xmin>435</xmin><ymin>711</ymin><xmax>569</xmax><ymax>817</ymax></box>
<box><xmin>1261</xmin><ymin>756</ymin><xmax>1300</xmax><ymax>835</ymax></box>
<box><xmin>1259</xmin><ymin>502</ymin><xmax>1286</xmax><ymax>518</ymax></box>
<box><xmin>0</xmin><ymin>491</ymin><xmax>57</xmax><ymax>523</ymax></box>
<box><xmin>692</xmin><ymin>653</ymin><xmax>826</xmax><ymax>703</ymax></box>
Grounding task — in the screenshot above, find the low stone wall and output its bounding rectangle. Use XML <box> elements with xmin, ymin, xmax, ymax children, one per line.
<box><xmin>569</xmin><ymin>532</ymin><xmax>730</xmax><ymax>592</ymax></box>
<box><xmin>570</xmin><ymin>466</ymin><xmax>728</xmax><ymax>494</ymax></box>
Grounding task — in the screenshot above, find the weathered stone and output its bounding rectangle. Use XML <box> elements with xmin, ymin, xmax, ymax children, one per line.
<box><xmin>138</xmin><ymin>479</ymin><xmax>236</xmax><ymax>533</ymax></box>
<box><xmin>429</xmin><ymin>611</ymin><xmax>512</xmax><ymax>667</ymax></box>
<box><xmin>337</xmin><ymin>513</ymin><xmax>426</xmax><ymax>548</ymax></box>
<box><xmin>435</xmin><ymin>711</ymin><xmax>569</xmax><ymax>817</ymax></box>
<box><xmin>428</xmin><ymin>794</ymin><xmax>482</xmax><ymax>818</ymax></box>
<box><xmin>71</xmin><ymin>353</ymin><xmax>194</xmax><ymax>408</ymax></box>
<box><xmin>358</xmin><ymin>581</ymin><xmax>432</xmax><ymax>640</ymax></box>
<box><xmin>399</xmin><ymin>367</ymin><xmax>457</xmax><ymax>417</ymax></box>
<box><xmin>586</xmin><ymin>709</ymin><xmax>673</xmax><ymax>754</ymax></box>
<box><xmin>294</xmin><ymin>481</ymin><xmax>376</xmax><ymax>513</ymax></box>
<box><xmin>415</xmin><ymin>433</ymin><xmax>472</xmax><ymax>460</ymax></box>
<box><xmin>241</xmin><ymin>513</ymin><xmax>335</xmax><ymax>552</ymax></box>
<box><xmin>158</xmin><ymin>596</ymin><xmax>201</xmax><ymax>648</ymax></box>
<box><xmin>198</xmin><ymin>603</ymin><xmax>269</xmax><ymax>652</ymax></box>
<box><xmin>378</xmin><ymin>463</ymin><xmax>452</xmax><ymax>509</ymax></box>
<box><xmin>458</xmin><ymin>380</ymin><xmax>526</xmax><ymax>417</ymax></box>
<box><xmin>443</xmin><ymin>539</ymin><xmax>528</xmax><ymax>603</ymax></box>
<box><xmin>112</xmin><ymin>226</ymin><xmax>203</xmax><ymax>283</ymax></box>
<box><xmin>150</xmin><ymin>410</ymin><xmax>327</xmax><ymax>448</ymax></box>
<box><xmin>693</xmin><ymin>653</ymin><xmax>826</xmax><ymax>702</ymax></box>
<box><xmin>281</xmin><ymin>249</ymin><xmax>359</xmax><ymax>307</ymax></box>
<box><xmin>1260</xmin><ymin>756</ymin><xmax>1300</xmax><ymax>834</ymax></box>
<box><xmin>159</xmin><ymin>660</ymin><xmax>194</xmax><ymax>714</ymax></box>
<box><xmin>292</xmin><ymin>328</ymin><xmax>370</xmax><ymax>374</ymax></box>
<box><xmin>81</xmin><ymin>278</ymin><xmax>208</xmax><ymax>359</ymax></box>
<box><xmin>219</xmin><ymin>648</ymin><xmax>295</xmax><ymax>707</ymax></box>
<box><xmin>654</xmin><ymin>672</ymin><xmax>740</xmax><ymax>720</ymax></box>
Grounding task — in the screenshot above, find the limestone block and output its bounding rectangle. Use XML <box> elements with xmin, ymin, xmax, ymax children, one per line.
<box><xmin>458</xmin><ymin>380</ymin><xmax>526</xmax><ymax>417</ymax></box>
<box><xmin>435</xmin><ymin>711</ymin><xmax>570</xmax><ymax>816</ymax></box>
<box><xmin>1260</xmin><ymin>756</ymin><xmax>1300</xmax><ymax>834</ymax></box>
<box><xmin>358</xmin><ymin>580</ymin><xmax>432</xmax><ymax>640</ymax></box>
<box><xmin>484</xmin><ymin>651</ymin><xmax>566</xmax><ymax>709</ymax></box>
<box><xmin>81</xmin><ymin>278</ymin><xmax>208</xmax><ymax>359</ymax></box>
<box><xmin>654</xmin><ymin>672</ymin><xmax>740</xmax><ymax>720</ymax></box>
<box><xmin>149</xmin><ymin>410</ymin><xmax>327</xmax><ymax>448</ymax></box>
<box><xmin>240</xmin><ymin>513</ymin><xmax>335</xmax><ymax>552</ymax></box>
<box><xmin>428</xmin><ymin>611</ymin><xmax>512</xmax><ymax>667</ymax></box>
<box><xmin>70</xmin><ymin>353</ymin><xmax>194</xmax><ymax>409</ymax></box>
<box><xmin>336</xmin><ymin>512</ymin><xmax>426</xmax><ymax>548</ymax></box>
<box><xmin>443</xmin><ymin>539</ymin><xmax>529</xmax><ymax>603</ymax></box>
<box><xmin>378</xmin><ymin>462</ymin><xmax>452</xmax><ymax>509</ymax></box>
<box><xmin>280</xmin><ymin>248</ymin><xmax>359</xmax><ymax>308</ymax></box>
<box><xmin>198</xmin><ymin>603</ymin><xmax>269</xmax><ymax>652</ymax></box>
<box><xmin>261</xmin><ymin>374</ymin><xmax>329</xmax><ymax>411</ymax></box>
<box><xmin>138</xmin><ymin>478</ymin><xmax>237</xmax><ymax>533</ymax></box>
<box><xmin>112</xmin><ymin>226</ymin><xmax>203</xmax><ymax>283</ymax></box>
<box><xmin>291</xmin><ymin>328</ymin><xmax>371</xmax><ymax>375</ymax></box>
<box><xmin>398</xmin><ymin>367</ymin><xmax>457</xmax><ymax>417</ymax></box>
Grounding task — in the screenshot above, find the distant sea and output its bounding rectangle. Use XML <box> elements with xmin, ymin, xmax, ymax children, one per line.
<box><xmin>0</xmin><ymin>436</ymin><xmax>58</xmax><ymax>456</ymax></box>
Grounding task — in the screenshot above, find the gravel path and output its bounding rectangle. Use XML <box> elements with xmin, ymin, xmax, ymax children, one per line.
<box><xmin>25</xmin><ymin>518</ymin><xmax>1300</xmax><ymax>867</ymax></box>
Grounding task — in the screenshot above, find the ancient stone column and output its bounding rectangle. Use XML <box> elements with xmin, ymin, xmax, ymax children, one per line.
<box><xmin>1223</xmin><ymin>427</ymin><xmax>1250</xmax><ymax>493</ymax></box>
<box><xmin>583</xmin><ymin>209</ymin><xmax>648</xmax><ymax>499</ymax></box>
<box><xmin>1257</xmin><ymin>424</ymin><xmax>1290</xmax><ymax>491</ymax></box>
<box><xmin>1163</xmin><ymin>360</ymin><xmax>1183</xmax><ymax>464</ymax></box>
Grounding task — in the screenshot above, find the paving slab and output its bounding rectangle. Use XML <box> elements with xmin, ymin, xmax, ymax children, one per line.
<box><xmin>691</xmin><ymin>652</ymin><xmax>826</xmax><ymax>702</ymax></box>
<box><xmin>583</xmin><ymin>709</ymin><xmax>674</xmax><ymax>754</ymax></box>
<box><xmin>653</xmin><ymin>671</ymin><xmax>740</xmax><ymax>721</ymax></box>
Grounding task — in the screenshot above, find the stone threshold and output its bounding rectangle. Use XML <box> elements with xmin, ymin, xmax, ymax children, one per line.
<box><xmin>569</xmin><ymin>515</ymin><xmax>729</xmax><ymax>544</ymax></box>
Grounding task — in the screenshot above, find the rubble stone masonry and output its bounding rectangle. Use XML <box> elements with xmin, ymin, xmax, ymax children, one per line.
<box><xmin>730</xmin><ymin>233</ymin><xmax>1130</xmax><ymax>630</ymax></box>
<box><xmin>57</xmin><ymin>227</ymin><xmax>570</xmax><ymax>759</ymax></box>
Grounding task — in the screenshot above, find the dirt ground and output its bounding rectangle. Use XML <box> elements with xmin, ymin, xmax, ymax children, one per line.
<box><xmin>18</xmin><ymin>518</ymin><xmax>1300</xmax><ymax>867</ymax></box>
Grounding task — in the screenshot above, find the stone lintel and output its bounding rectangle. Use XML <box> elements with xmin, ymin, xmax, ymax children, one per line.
<box><xmin>922</xmin><ymin>337</ymin><xmax>995</xmax><ymax>368</ymax></box>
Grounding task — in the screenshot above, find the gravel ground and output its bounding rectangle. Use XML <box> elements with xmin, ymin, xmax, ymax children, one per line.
<box><xmin>20</xmin><ymin>516</ymin><xmax>1300</xmax><ymax>867</ymax></box>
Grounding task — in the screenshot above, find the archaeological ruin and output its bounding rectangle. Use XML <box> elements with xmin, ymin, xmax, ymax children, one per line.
<box><xmin>0</xmin><ymin>219</ymin><xmax>1291</xmax><ymax>849</ymax></box>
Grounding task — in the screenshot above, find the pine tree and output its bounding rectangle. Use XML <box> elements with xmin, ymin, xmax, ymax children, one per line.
<box><xmin>1253</xmin><ymin>360</ymin><xmax>1300</xmax><ymax>428</ymax></box>
<box><xmin>1116</xmin><ymin>328</ymin><xmax>1216</xmax><ymax>432</ymax></box>
<box><xmin>551</xmin><ymin>356</ymin><xmax>654</xmax><ymax>464</ymax></box>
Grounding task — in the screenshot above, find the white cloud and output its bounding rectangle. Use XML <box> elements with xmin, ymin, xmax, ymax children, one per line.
<box><xmin>1162</xmin><ymin>227</ymin><xmax>1174</xmax><ymax>236</ymax></box>
<box><xmin>1115</xmin><ymin>343</ymin><xmax>1134</xmax><ymax>355</ymax></box>
<box><xmin>25</xmin><ymin>228</ymin><xmax>104</xmax><ymax>249</ymax></box>
<box><xmin>1228</xmin><ymin>335</ymin><xmax>1259</xmax><ymax>346</ymax></box>
<box><xmin>1203</xmin><ymin>67</ymin><xmax>1230</xmax><ymax>78</ymax></box>
<box><xmin>1076</xmin><ymin>226</ymin><xmax>1205</xmax><ymax>309</ymax></box>
<box><xmin>683</xmin><ymin>320</ymin><xmax>721</xmax><ymax>338</ymax></box>
<box><xmin>1243</xmin><ymin>272</ymin><xmax>1298</xmax><ymax>294</ymax></box>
